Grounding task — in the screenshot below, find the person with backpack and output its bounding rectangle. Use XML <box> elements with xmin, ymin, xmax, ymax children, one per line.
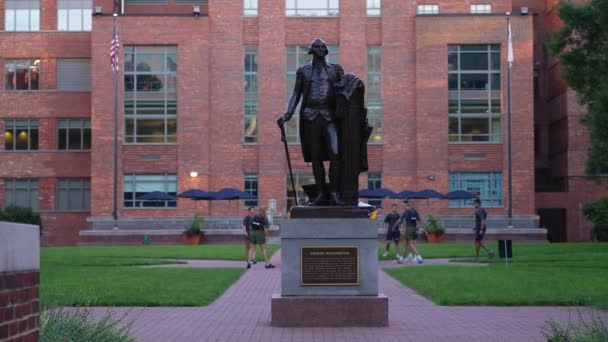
<box><xmin>382</xmin><ymin>204</ymin><xmax>402</xmax><ymax>260</ymax></box>
<box><xmin>473</xmin><ymin>198</ymin><xmax>495</xmax><ymax>261</ymax></box>
<box><xmin>246</xmin><ymin>207</ymin><xmax>276</xmax><ymax>269</ymax></box>
<box><xmin>395</xmin><ymin>200</ymin><xmax>423</xmax><ymax>264</ymax></box>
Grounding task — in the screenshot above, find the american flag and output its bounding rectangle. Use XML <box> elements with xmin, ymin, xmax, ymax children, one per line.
<box><xmin>110</xmin><ymin>24</ymin><xmax>119</xmax><ymax>72</ymax></box>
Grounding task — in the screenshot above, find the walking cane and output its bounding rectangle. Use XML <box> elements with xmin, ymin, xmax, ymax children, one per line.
<box><xmin>278</xmin><ymin>121</ymin><xmax>298</xmax><ymax>206</ymax></box>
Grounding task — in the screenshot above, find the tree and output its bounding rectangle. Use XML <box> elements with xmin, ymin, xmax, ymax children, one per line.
<box><xmin>547</xmin><ymin>0</ymin><xmax>608</xmax><ymax>175</ymax></box>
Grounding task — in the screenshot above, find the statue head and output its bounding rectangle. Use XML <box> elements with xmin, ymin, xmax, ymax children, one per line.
<box><xmin>308</xmin><ymin>38</ymin><xmax>329</xmax><ymax>58</ymax></box>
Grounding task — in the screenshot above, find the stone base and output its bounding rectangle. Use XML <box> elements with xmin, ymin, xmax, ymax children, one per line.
<box><xmin>271</xmin><ymin>294</ymin><xmax>388</xmax><ymax>327</ymax></box>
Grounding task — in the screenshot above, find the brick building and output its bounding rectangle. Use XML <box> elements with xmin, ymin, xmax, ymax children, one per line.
<box><xmin>0</xmin><ymin>0</ymin><xmax>604</xmax><ymax>245</ymax></box>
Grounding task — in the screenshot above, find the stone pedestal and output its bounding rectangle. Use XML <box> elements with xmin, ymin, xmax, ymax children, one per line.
<box><xmin>271</xmin><ymin>206</ymin><xmax>388</xmax><ymax>327</ymax></box>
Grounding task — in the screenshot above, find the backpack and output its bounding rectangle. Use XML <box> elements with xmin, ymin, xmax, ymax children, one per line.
<box><xmin>251</xmin><ymin>214</ymin><xmax>265</xmax><ymax>230</ymax></box>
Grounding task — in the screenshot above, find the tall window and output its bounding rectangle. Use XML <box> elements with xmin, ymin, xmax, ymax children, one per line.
<box><xmin>124</xmin><ymin>46</ymin><xmax>177</xmax><ymax>144</ymax></box>
<box><xmin>4</xmin><ymin>0</ymin><xmax>40</xmax><ymax>32</ymax></box>
<box><xmin>3</xmin><ymin>179</ymin><xmax>39</xmax><ymax>211</ymax></box>
<box><xmin>367</xmin><ymin>46</ymin><xmax>382</xmax><ymax>144</ymax></box>
<box><xmin>244</xmin><ymin>46</ymin><xmax>258</xmax><ymax>144</ymax></box>
<box><xmin>58</xmin><ymin>119</ymin><xmax>91</xmax><ymax>150</ymax></box>
<box><xmin>244</xmin><ymin>0</ymin><xmax>258</xmax><ymax>16</ymax></box>
<box><xmin>448</xmin><ymin>172</ymin><xmax>503</xmax><ymax>208</ymax></box>
<box><xmin>244</xmin><ymin>174</ymin><xmax>258</xmax><ymax>207</ymax></box>
<box><xmin>417</xmin><ymin>4</ymin><xmax>438</xmax><ymax>14</ymax></box>
<box><xmin>4</xmin><ymin>60</ymin><xmax>40</xmax><ymax>91</ymax></box>
<box><xmin>470</xmin><ymin>4</ymin><xmax>492</xmax><ymax>14</ymax></box>
<box><xmin>123</xmin><ymin>174</ymin><xmax>177</xmax><ymax>208</ymax></box>
<box><xmin>366</xmin><ymin>0</ymin><xmax>380</xmax><ymax>16</ymax></box>
<box><xmin>4</xmin><ymin>119</ymin><xmax>39</xmax><ymax>151</ymax></box>
<box><xmin>367</xmin><ymin>172</ymin><xmax>382</xmax><ymax>207</ymax></box>
<box><xmin>57</xmin><ymin>59</ymin><xmax>91</xmax><ymax>91</ymax></box>
<box><xmin>286</xmin><ymin>0</ymin><xmax>339</xmax><ymax>16</ymax></box>
<box><xmin>285</xmin><ymin>45</ymin><xmax>340</xmax><ymax>143</ymax></box>
<box><xmin>286</xmin><ymin>173</ymin><xmax>315</xmax><ymax>210</ymax></box>
<box><xmin>448</xmin><ymin>44</ymin><xmax>501</xmax><ymax>143</ymax></box>
<box><xmin>58</xmin><ymin>0</ymin><xmax>92</xmax><ymax>31</ymax></box>
<box><xmin>56</xmin><ymin>178</ymin><xmax>91</xmax><ymax>210</ymax></box>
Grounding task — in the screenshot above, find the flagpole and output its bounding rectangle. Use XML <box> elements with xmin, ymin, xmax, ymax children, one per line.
<box><xmin>112</xmin><ymin>13</ymin><xmax>119</xmax><ymax>229</ymax></box>
<box><xmin>506</xmin><ymin>12</ymin><xmax>513</xmax><ymax>226</ymax></box>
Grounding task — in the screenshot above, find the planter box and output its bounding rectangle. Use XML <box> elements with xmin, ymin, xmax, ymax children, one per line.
<box><xmin>425</xmin><ymin>232</ymin><xmax>445</xmax><ymax>243</ymax></box>
<box><xmin>181</xmin><ymin>233</ymin><xmax>201</xmax><ymax>245</ymax></box>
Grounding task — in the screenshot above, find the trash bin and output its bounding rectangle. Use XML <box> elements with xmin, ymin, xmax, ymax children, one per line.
<box><xmin>143</xmin><ymin>235</ymin><xmax>151</xmax><ymax>245</ymax></box>
<box><xmin>497</xmin><ymin>239</ymin><xmax>512</xmax><ymax>258</ymax></box>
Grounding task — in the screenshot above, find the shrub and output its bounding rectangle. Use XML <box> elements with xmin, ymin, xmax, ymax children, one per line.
<box><xmin>183</xmin><ymin>212</ymin><xmax>206</xmax><ymax>237</ymax></box>
<box><xmin>40</xmin><ymin>307</ymin><xmax>135</xmax><ymax>342</ymax></box>
<box><xmin>542</xmin><ymin>313</ymin><xmax>608</xmax><ymax>342</ymax></box>
<box><xmin>0</xmin><ymin>205</ymin><xmax>42</xmax><ymax>230</ymax></box>
<box><xmin>424</xmin><ymin>214</ymin><xmax>445</xmax><ymax>234</ymax></box>
<box><xmin>583</xmin><ymin>198</ymin><xmax>608</xmax><ymax>241</ymax></box>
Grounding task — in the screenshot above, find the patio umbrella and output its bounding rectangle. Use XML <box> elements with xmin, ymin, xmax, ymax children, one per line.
<box><xmin>412</xmin><ymin>189</ymin><xmax>445</xmax><ymax>199</ymax></box>
<box><xmin>444</xmin><ymin>190</ymin><xmax>477</xmax><ymax>200</ymax></box>
<box><xmin>358</xmin><ymin>188</ymin><xmax>398</xmax><ymax>199</ymax></box>
<box><xmin>395</xmin><ymin>190</ymin><xmax>418</xmax><ymax>200</ymax></box>
<box><xmin>178</xmin><ymin>189</ymin><xmax>216</xmax><ymax>213</ymax></box>
<box><xmin>213</xmin><ymin>188</ymin><xmax>256</xmax><ymax>200</ymax></box>
<box><xmin>137</xmin><ymin>191</ymin><xmax>176</xmax><ymax>201</ymax></box>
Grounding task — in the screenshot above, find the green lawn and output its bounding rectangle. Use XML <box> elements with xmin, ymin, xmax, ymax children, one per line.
<box><xmin>383</xmin><ymin>242</ymin><xmax>608</xmax><ymax>309</ymax></box>
<box><xmin>41</xmin><ymin>244</ymin><xmax>279</xmax><ymax>309</ymax></box>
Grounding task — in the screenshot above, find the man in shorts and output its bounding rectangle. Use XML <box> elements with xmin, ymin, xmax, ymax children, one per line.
<box><xmin>473</xmin><ymin>198</ymin><xmax>494</xmax><ymax>261</ymax></box>
<box><xmin>395</xmin><ymin>200</ymin><xmax>423</xmax><ymax>264</ymax></box>
<box><xmin>245</xmin><ymin>207</ymin><xmax>275</xmax><ymax>269</ymax></box>
<box><xmin>382</xmin><ymin>204</ymin><xmax>402</xmax><ymax>260</ymax></box>
<box><xmin>241</xmin><ymin>207</ymin><xmax>257</xmax><ymax>265</ymax></box>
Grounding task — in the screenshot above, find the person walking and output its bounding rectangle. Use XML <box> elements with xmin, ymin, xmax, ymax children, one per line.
<box><xmin>473</xmin><ymin>198</ymin><xmax>494</xmax><ymax>261</ymax></box>
<box><xmin>395</xmin><ymin>200</ymin><xmax>423</xmax><ymax>264</ymax></box>
<box><xmin>245</xmin><ymin>207</ymin><xmax>275</xmax><ymax>269</ymax></box>
<box><xmin>241</xmin><ymin>207</ymin><xmax>257</xmax><ymax>265</ymax></box>
<box><xmin>382</xmin><ymin>204</ymin><xmax>402</xmax><ymax>260</ymax></box>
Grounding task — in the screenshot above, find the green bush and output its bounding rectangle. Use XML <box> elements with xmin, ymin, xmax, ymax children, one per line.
<box><xmin>0</xmin><ymin>205</ymin><xmax>42</xmax><ymax>230</ymax></box>
<box><xmin>542</xmin><ymin>314</ymin><xmax>608</xmax><ymax>342</ymax></box>
<box><xmin>183</xmin><ymin>212</ymin><xmax>206</xmax><ymax>237</ymax></box>
<box><xmin>424</xmin><ymin>214</ymin><xmax>445</xmax><ymax>234</ymax></box>
<box><xmin>583</xmin><ymin>198</ymin><xmax>608</xmax><ymax>241</ymax></box>
<box><xmin>40</xmin><ymin>307</ymin><xmax>135</xmax><ymax>342</ymax></box>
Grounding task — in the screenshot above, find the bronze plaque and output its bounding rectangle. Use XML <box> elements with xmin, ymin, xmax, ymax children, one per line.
<box><xmin>301</xmin><ymin>246</ymin><xmax>359</xmax><ymax>286</ymax></box>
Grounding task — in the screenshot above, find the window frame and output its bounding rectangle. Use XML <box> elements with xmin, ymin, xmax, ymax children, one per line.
<box><xmin>123</xmin><ymin>173</ymin><xmax>178</xmax><ymax>209</ymax></box>
<box><xmin>57</xmin><ymin>118</ymin><xmax>91</xmax><ymax>151</ymax></box>
<box><xmin>366</xmin><ymin>0</ymin><xmax>381</xmax><ymax>16</ymax></box>
<box><xmin>366</xmin><ymin>45</ymin><xmax>383</xmax><ymax>144</ymax></box>
<box><xmin>367</xmin><ymin>172</ymin><xmax>382</xmax><ymax>207</ymax></box>
<box><xmin>3</xmin><ymin>178</ymin><xmax>39</xmax><ymax>211</ymax></box>
<box><xmin>416</xmin><ymin>4</ymin><xmax>439</xmax><ymax>15</ymax></box>
<box><xmin>448</xmin><ymin>172</ymin><xmax>503</xmax><ymax>208</ymax></box>
<box><xmin>244</xmin><ymin>173</ymin><xmax>259</xmax><ymax>207</ymax></box>
<box><xmin>4</xmin><ymin>59</ymin><xmax>40</xmax><ymax>91</ymax></box>
<box><xmin>57</xmin><ymin>0</ymin><xmax>93</xmax><ymax>32</ymax></box>
<box><xmin>244</xmin><ymin>0</ymin><xmax>258</xmax><ymax>16</ymax></box>
<box><xmin>243</xmin><ymin>46</ymin><xmax>259</xmax><ymax>144</ymax></box>
<box><xmin>123</xmin><ymin>46</ymin><xmax>178</xmax><ymax>145</ymax></box>
<box><xmin>470</xmin><ymin>4</ymin><xmax>492</xmax><ymax>14</ymax></box>
<box><xmin>4</xmin><ymin>0</ymin><xmax>40</xmax><ymax>32</ymax></box>
<box><xmin>286</xmin><ymin>0</ymin><xmax>339</xmax><ymax>17</ymax></box>
<box><xmin>3</xmin><ymin>119</ymin><xmax>39</xmax><ymax>151</ymax></box>
<box><xmin>448</xmin><ymin>44</ymin><xmax>502</xmax><ymax>144</ymax></box>
<box><xmin>56</xmin><ymin>178</ymin><xmax>91</xmax><ymax>211</ymax></box>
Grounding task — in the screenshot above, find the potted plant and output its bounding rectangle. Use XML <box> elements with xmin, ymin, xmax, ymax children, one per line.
<box><xmin>583</xmin><ymin>198</ymin><xmax>608</xmax><ymax>242</ymax></box>
<box><xmin>182</xmin><ymin>212</ymin><xmax>205</xmax><ymax>245</ymax></box>
<box><xmin>424</xmin><ymin>214</ymin><xmax>445</xmax><ymax>243</ymax></box>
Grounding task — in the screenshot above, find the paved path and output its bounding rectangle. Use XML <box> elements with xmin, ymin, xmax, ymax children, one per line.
<box><xmin>141</xmin><ymin>259</ymin><xmax>245</xmax><ymax>268</ymax></box>
<box><xmin>90</xmin><ymin>251</ymin><xmax>607</xmax><ymax>342</ymax></box>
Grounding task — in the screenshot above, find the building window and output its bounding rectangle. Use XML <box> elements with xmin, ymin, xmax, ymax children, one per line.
<box><xmin>417</xmin><ymin>4</ymin><xmax>438</xmax><ymax>14</ymax></box>
<box><xmin>56</xmin><ymin>178</ymin><xmax>91</xmax><ymax>211</ymax></box>
<box><xmin>367</xmin><ymin>46</ymin><xmax>382</xmax><ymax>144</ymax></box>
<box><xmin>448</xmin><ymin>172</ymin><xmax>503</xmax><ymax>208</ymax></box>
<box><xmin>470</xmin><ymin>4</ymin><xmax>492</xmax><ymax>14</ymax></box>
<box><xmin>366</xmin><ymin>0</ymin><xmax>380</xmax><ymax>16</ymax></box>
<box><xmin>4</xmin><ymin>0</ymin><xmax>40</xmax><ymax>32</ymax></box>
<box><xmin>244</xmin><ymin>0</ymin><xmax>258</xmax><ymax>16</ymax></box>
<box><xmin>367</xmin><ymin>172</ymin><xmax>382</xmax><ymax>207</ymax></box>
<box><xmin>4</xmin><ymin>119</ymin><xmax>39</xmax><ymax>151</ymax></box>
<box><xmin>244</xmin><ymin>46</ymin><xmax>258</xmax><ymax>144</ymax></box>
<box><xmin>448</xmin><ymin>44</ymin><xmax>501</xmax><ymax>143</ymax></box>
<box><xmin>285</xmin><ymin>45</ymin><xmax>340</xmax><ymax>143</ymax></box>
<box><xmin>286</xmin><ymin>0</ymin><xmax>339</xmax><ymax>16</ymax></box>
<box><xmin>57</xmin><ymin>59</ymin><xmax>92</xmax><ymax>91</ymax></box>
<box><xmin>58</xmin><ymin>0</ymin><xmax>92</xmax><ymax>31</ymax></box>
<box><xmin>286</xmin><ymin>173</ymin><xmax>315</xmax><ymax>210</ymax></box>
<box><xmin>3</xmin><ymin>179</ymin><xmax>39</xmax><ymax>211</ymax></box>
<box><xmin>58</xmin><ymin>119</ymin><xmax>91</xmax><ymax>150</ymax></box>
<box><xmin>244</xmin><ymin>174</ymin><xmax>258</xmax><ymax>207</ymax></box>
<box><xmin>4</xmin><ymin>60</ymin><xmax>40</xmax><ymax>91</ymax></box>
<box><xmin>124</xmin><ymin>46</ymin><xmax>177</xmax><ymax>144</ymax></box>
<box><xmin>123</xmin><ymin>174</ymin><xmax>177</xmax><ymax>208</ymax></box>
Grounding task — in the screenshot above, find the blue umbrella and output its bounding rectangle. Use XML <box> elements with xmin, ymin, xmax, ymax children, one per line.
<box><xmin>137</xmin><ymin>191</ymin><xmax>176</xmax><ymax>201</ymax></box>
<box><xmin>213</xmin><ymin>188</ymin><xmax>256</xmax><ymax>200</ymax></box>
<box><xmin>444</xmin><ymin>190</ymin><xmax>477</xmax><ymax>200</ymax></box>
<box><xmin>178</xmin><ymin>189</ymin><xmax>215</xmax><ymax>200</ymax></box>
<box><xmin>358</xmin><ymin>188</ymin><xmax>398</xmax><ymax>199</ymax></box>
<box><xmin>412</xmin><ymin>189</ymin><xmax>445</xmax><ymax>199</ymax></box>
<box><xmin>396</xmin><ymin>190</ymin><xmax>418</xmax><ymax>199</ymax></box>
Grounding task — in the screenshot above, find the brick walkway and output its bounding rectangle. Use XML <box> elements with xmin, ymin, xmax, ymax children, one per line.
<box><xmin>89</xmin><ymin>251</ymin><xmax>607</xmax><ymax>342</ymax></box>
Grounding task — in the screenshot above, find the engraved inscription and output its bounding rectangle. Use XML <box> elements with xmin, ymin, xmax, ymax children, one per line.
<box><xmin>301</xmin><ymin>246</ymin><xmax>358</xmax><ymax>286</ymax></box>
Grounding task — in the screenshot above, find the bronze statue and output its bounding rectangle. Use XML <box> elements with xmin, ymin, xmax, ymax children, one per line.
<box><xmin>277</xmin><ymin>38</ymin><xmax>372</xmax><ymax>206</ymax></box>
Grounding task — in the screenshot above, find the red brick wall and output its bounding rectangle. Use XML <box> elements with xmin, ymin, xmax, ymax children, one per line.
<box><xmin>0</xmin><ymin>271</ymin><xmax>40</xmax><ymax>342</ymax></box>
